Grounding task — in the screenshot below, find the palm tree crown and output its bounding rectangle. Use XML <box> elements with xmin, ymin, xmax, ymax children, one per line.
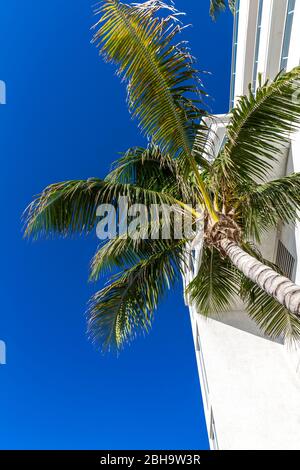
<box><xmin>24</xmin><ymin>0</ymin><xmax>300</xmax><ymax>351</ymax></box>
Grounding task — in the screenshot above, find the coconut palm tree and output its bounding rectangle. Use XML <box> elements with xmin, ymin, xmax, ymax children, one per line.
<box><xmin>24</xmin><ymin>0</ymin><xmax>300</xmax><ymax>350</ymax></box>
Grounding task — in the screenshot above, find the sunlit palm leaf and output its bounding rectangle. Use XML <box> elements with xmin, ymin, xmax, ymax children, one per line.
<box><xmin>90</xmin><ymin>235</ymin><xmax>183</xmax><ymax>280</ymax></box>
<box><xmin>106</xmin><ymin>144</ymin><xmax>202</xmax><ymax>205</ymax></box>
<box><xmin>240</xmin><ymin>276</ymin><xmax>300</xmax><ymax>345</ymax></box>
<box><xmin>24</xmin><ymin>179</ymin><xmax>105</xmax><ymax>239</ymax></box>
<box><xmin>212</xmin><ymin>68</ymin><xmax>300</xmax><ymax>185</ymax></box>
<box><xmin>88</xmin><ymin>239</ymin><xmax>185</xmax><ymax>350</ymax></box>
<box><xmin>106</xmin><ymin>145</ymin><xmax>176</xmax><ymax>185</ymax></box>
<box><xmin>209</xmin><ymin>0</ymin><xmax>226</xmax><ymax>20</ymax></box>
<box><xmin>228</xmin><ymin>0</ymin><xmax>237</xmax><ymax>12</ymax></box>
<box><xmin>92</xmin><ymin>0</ymin><xmax>209</xmax><ymax>164</ymax></box>
<box><xmin>209</xmin><ymin>0</ymin><xmax>236</xmax><ymax>20</ymax></box>
<box><xmin>90</xmin><ymin>235</ymin><xmax>147</xmax><ymax>280</ymax></box>
<box><xmin>238</xmin><ymin>173</ymin><xmax>300</xmax><ymax>240</ymax></box>
<box><xmin>186</xmin><ymin>245</ymin><xmax>239</xmax><ymax>315</ymax></box>
<box><xmin>24</xmin><ymin>178</ymin><xmax>179</xmax><ymax>239</ymax></box>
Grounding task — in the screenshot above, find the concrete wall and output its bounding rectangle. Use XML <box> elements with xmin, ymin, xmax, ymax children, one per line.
<box><xmin>191</xmin><ymin>306</ymin><xmax>300</xmax><ymax>450</ymax></box>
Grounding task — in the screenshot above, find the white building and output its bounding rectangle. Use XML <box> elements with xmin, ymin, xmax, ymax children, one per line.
<box><xmin>186</xmin><ymin>0</ymin><xmax>300</xmax><ymax>450</ymax></box>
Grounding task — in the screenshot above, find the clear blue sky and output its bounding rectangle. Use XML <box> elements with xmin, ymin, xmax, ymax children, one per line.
<box><xmin>0</xmin><ymin>0</ymin><xmax>233</xmax><ymax>450</ymax></box>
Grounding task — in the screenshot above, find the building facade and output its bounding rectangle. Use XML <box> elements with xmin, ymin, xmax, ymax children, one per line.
<box><xmin>186</xmin><ymin>0</ymin><xmax>300</xmax><ymax>450</ymax></box>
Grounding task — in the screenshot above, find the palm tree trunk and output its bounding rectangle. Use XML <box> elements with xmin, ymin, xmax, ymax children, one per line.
<box><xmin>220</xmin><ymin>238</ymin><xmax>300</xmax><ymax>316</ymax></box>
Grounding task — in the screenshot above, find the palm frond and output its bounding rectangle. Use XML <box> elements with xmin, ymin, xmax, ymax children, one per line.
<box><xmin>212</xmin><ymin>67</ymin><xmax>300</xmax><ymax>186</ymax></box>
<box><xmin>90</xmin><ymin>235</ymin><xmax>141</xmax><ymax>280</ymax></box>
<box><xmin>209</xmin><ymin>0</ymin><xmax>236</xmax><ymax>20</ymax></box>
<box><xmin>209</xmin><ymin>0</ymin><xmax>226</xmax><ymax>20</ymax></box>
<box><xmin>240</xmin><ymin>275</ymin><xmax>300</xmax><ymax>345</ymax></box>
<box><xmin>24</xmin><ymin>179</ymin><xmax>106</xmax><ymax>239</ymax></box>
<box><xmin>238</xmin><ymin>173</ymin><xmax>300</xmax><ymax>240</ymax></box>
<box><xmin>24</xmin><ymin>178</ymin><xmax>180</xmax><ymax>239</ymax></box>
<box><xmin>237</xmin><ymin>241</ymin><xmax>300</xmax><ymax>344</ymax></box>
<box><xmin>228</xmin><ymin>0</ymin><xmax>237</xmax><ymax>12</ymax></box>
<box><xmin>92</xmin><ymin>0</ymin><xmax>209</xmax><ymax>163</ymax></box>
<box><xmin>106</xmin><ymin>145</ymin><xmax>176</xmax><ymax>185</ymax></box>
<box><xmin>90</xmin><ymin>235</ymin><xmax>179</xmax><ymax>280</ymax></box>
<box><xmin>106</xmin><ymin>144</ymin><xmax>201</xmax><ymax>203</ymax></box>
<box><xmin>186</xmin><ymin>245</ymin><xmax>239</xmax><ymax>315</ymax></box>
<box><xmin>88</xmin><ymin>239</ymin><xmax>185</xmax><ymax>350</ymax></box>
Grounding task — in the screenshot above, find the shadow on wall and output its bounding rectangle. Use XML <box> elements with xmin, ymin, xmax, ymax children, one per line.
<box><xmin>209</xmin><ymin>309</ymin><xmax>284</xmax><ymax>345</ymax></box>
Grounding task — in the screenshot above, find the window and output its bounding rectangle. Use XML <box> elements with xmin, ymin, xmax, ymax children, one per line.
<box><xmin>276</xmin><ymin>240</ymin><xmax>295</xmax><ymax>280</ymax></box>
<box><xmin>252</xmin><ymin>0</ymin><xmax>264</xmax><ymax>92</ymax></box>
<box><xmin>229</xmin><ymin>0</ymin><xmax>240</xmax><ymax>108</ymax></box>
<box><xmin>280</xmin><ymin>0</ymin><xmax>296</xmax><ymax>71</ymax></box>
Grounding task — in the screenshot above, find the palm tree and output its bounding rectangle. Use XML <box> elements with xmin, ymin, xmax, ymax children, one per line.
<box><xmin>24</xmin><ymin>0</ymin><xmax>300</xmax><ymax>350</ymax></box>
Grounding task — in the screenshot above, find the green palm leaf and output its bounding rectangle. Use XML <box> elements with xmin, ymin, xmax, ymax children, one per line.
<box><xmin>90</xmin><ymin>235</ymin><xmax>179</xmax><ymax>281</ymax></box>
<box><xmin>240</xmin><ymin>276</ymin><xmax>300</xmax><ymax>345</ymax></box>
<box><xmin>239</xmin><ymin>173</ymin><xmax>300</xmax><ymax>240</ymax></box>
<box><xmin>236</xmin><ymin>241</ymin><xmax>300</xmax><ymax>344</ymax></box>
<box><xmin>90</xmin><ymin>236</ymin><xmax>142</xmax><ymax>280</ymax></box>
<box><xmin>88</xmin><ymin>239</ymin><xmax>185</xmax><ymax>350</ymax></box>
<box><xmin>209</xmin><ymin>0</ymin><xmax>237</xmax><ymax>20</ymax></box>
<box><xmin>92</xmin><ymin>0</ymin><xmax>209</xmax><ymax>163</ymax></box>
<box><xmin>186</xmin><ymin>245</ymin><xmax>239</xmax><ymax>315</ymax></box>
<box><xmin>24</xmin><ymin>178</ymin><xmax>180</xmax><ymax>239</ymax></box>
<box><xmin>210</xmin><ymin>0</ymin><xmax>225</xmax><ymax>18</ymax></box>
<box><xmin>106</xmin><ymin>144</ymin><xmax>204</xmax><ymax>206</ymax></box>
<box><xmin>24</xmin><ymin>179</ymin><xmax>105</xmax><ymax>239</ymax></box>
<box><xmin>106</xmin><ymin>145</ymin><xmax>176</xmax><ymax>185</ymax></box>
<box><xmin>212</xmin><ymin>68</ymin><xmax>300</xmax><ymax>185</ymax></box>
